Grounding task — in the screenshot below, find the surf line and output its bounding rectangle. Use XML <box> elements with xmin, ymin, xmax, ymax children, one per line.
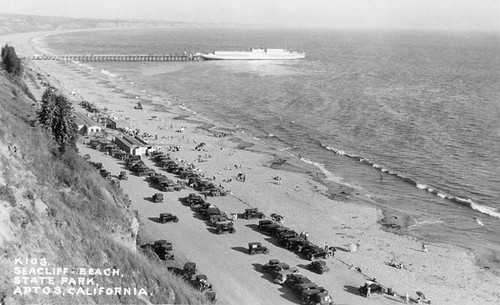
<box><xmin>320</xmin><ymin>143</ymin><xmax>500</xmax><ymax>220</ymax></box>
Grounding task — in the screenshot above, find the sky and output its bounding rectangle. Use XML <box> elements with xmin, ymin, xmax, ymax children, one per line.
<box><xmin>0</xmin><ymin>0</ymin><xmax>499</xmax><ymax>31</ymax></box>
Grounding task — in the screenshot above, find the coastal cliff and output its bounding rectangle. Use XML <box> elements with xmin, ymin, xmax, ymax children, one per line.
<box><xmin>0</xmin><ymin>66</ymin><xmax>208</xmax><ymax>304</ymax></box>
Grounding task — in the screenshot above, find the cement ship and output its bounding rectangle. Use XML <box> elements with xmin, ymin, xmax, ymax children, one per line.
<box><xmin>201</xmin><ymin>48</ymin><xmax>305</xmax><ymax>60</ymax></box>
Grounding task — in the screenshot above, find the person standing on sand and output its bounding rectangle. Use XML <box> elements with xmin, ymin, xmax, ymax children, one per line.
<box><xmin>357</xmin><ymin>240</ymin><xmax>361</xmax><ymax>251</ymax></box>
<box><xmin>380</xmin><ymin>172</ymin><xmax>384</xmax><ymax>182</ymax></box>
<box><xmin>422</xmin><ymin>242</ymin><xmax>428</xmax><ymax>252</ymax></box>
<box><xmin>404</xmin><ymin>292</ymin><xmax>409</xmax><ymax>303</ymax></box>
<box><xmin>324</xmin><ymin>242</ymin><xmax>328</xmax><ymax>251</ymax></box>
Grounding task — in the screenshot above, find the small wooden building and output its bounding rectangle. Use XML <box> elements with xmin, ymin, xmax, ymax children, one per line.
<box><xmin>75</xmin><ymin>112</ymin><xmax>102</xmax><ymax>136</ymax></box>
<box><xmin>114</xmin><ymin>135</ymin><xmax>150</xmax><ymax>156</ymax></box>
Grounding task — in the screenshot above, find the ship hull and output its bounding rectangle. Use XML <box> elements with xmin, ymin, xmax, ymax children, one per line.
<box><xmin>201</xmin><ymin>49</ymin><xmax>305</xmax><ymax>60</ymax></box>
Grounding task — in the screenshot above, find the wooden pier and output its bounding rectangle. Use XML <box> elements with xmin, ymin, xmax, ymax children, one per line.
<box><xmin>26</xmin><ymin>54</ymin><xmax>203</xmax><ymax>62</ymax></box>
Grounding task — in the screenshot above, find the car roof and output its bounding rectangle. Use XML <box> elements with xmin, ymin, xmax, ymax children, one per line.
<box><xmin>154</xmin><ymin>239</ymin><xmax>170</xmax><ymax>245</ymax></box>
<box><xmin>248</xmin><ymin>242</ymin><xmax>262</xmax><ymax>246</ymax></box>
<box><xmin>184</xmin><ymin>262</ymin><xmax>196</xmax><ymax>268</ymax></box>
<box><xmin>314</xmin><ymin>260</ymin><xmax>327</xmax><ymax>265</ymax></box>
<box><xmin>302</xmin><ymin>288</ymin><xmax>322</xmax><ymax>296</ymax></box>
<box><xmin>297</xmin><ymin>282</ymin><xmax>318</xmax><ymax>289</ymax></box>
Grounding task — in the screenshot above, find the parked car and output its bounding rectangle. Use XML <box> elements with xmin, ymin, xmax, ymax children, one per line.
<box><xmin>358</xmin><ymin>280</ymin><xmax>383</xmax><ymax>297</ymax></box>
<box><xmin>183</xmin><ymin>262</ymin><xmax>197</xmax><ymax>280</ymax></box>
<box><xmin>118</xmin><ymin>171</ymin><xmax>128</xmax><ymax>180</ymax></box>
<box><xmin>307</xmin><ymin>260</ymin><xmax>330</xmax><ymax>274</ymax></box>
<box><xmin>272</xmin><ymin>268</ymin><xmax>301</xmax><ymax>285</ymax></box>
<box><xmin>191</xmin><ymin>274</ymin><xmax>213</xmax><ymax>292</ymax></box>
<box><xmin>215</xmin><ymin>222</ymin><xmax>235</xmax><ymax>234</ymax></box>
<box><xmin>159</xmin><ymin>213</ymin><xmax>179</xmax><ymax>223</ymax></box>
<box><xmin>248</xmin><ymin>242</ymin><xmax>269</xmax><ymax>255</ymax></box>
<box><xmin>153</xmin><ymin>193</ymin><xmax>164</xmax><ymax>203</ymax></box>
<box><xmin>283</xmin><ymin>273</ymin><xmax>311</xmax><ymax>288</ymax></box>
<box><xmin>301</xmin><ymin>288</ymin><xmax>333</xmax><ymax>305</ymax></box>
<box><xmin>262</xmin><ymin>259</ymin><xmax>291</xmax><ymax>273</ymax></box>
<box><xmin>258</xmin><ymin>219</ymin><xmax>274</xmax><ymax>230</ymax></box>
<box><xmin>241</xmin><ymin>208</ymin><xmax>265</xmax><ymax>219</ymax></box>
<box><xmin>149</xmin><ymin>239</ymin><xmax>174</xmax><ymax>260</ymax></box>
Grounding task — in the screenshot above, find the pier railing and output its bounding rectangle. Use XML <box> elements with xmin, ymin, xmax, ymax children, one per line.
<box><xmin>26</xmin><ymin>54</ymin><xmax>203</xmax><ymax>62</ymax></box>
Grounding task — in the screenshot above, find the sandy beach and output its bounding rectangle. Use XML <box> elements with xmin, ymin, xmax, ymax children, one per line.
<box><xmin>3</xmin><ymin>29</ymin><xmax>500</xmax><ymax>304</ymax></box>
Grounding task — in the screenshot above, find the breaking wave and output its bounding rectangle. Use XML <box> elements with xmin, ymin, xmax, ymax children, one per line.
<box><xmin>321</xmin><ymin>143</ymin><xmax>500</xmax><ymax>220</ymax></box>
<box><xmin>100</xmin><ymin>69</ymin><xmax>117</xmax><ymax>78</ymax></box>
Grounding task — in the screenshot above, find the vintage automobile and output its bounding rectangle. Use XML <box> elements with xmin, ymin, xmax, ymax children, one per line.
<box><xmin>283</xmin><ymin>273</ymin><xmax>311</xmax><ymax>288</ymax></box>
<box><xmin>358</xmin><ymin>280</ymin><xmax>383</xmax><ymax>297</ymax></box>
<box><xmin>258</xmin><ymin>219</ymin><xmax>274</xmax><ymax>230</ymax></box>
<box><xmin>191</xmin><ymin>274</ymin><xmax>213</xmax><ymax>292</ymax></box>
<box><xmin>241</xmin><ymin>208</ymin><xmax>265</xmax><ymax>219</ymax></box>
<box><xmin>183</xmin><ymin>193</ymin><xmax>205</xmax><ymax>206</ymax></box>
<box><xmin>248</xmin><ymin>242</ymin><xmax>269</xmax><ymax>255</ymax></box>
<box><xmin>99</xmin><ymin>169</ymin><xmax>111</xmax><ymax>179</ymax></box>
<box><xmin>262</xmin><ymin>259</ymin><xmax>281</xmax><ymax>272</ymax></box>
<box><xmin>301</xmin><ymin>288</ymin><xmax>334</xmax><ymax>305</ymax></box>
<box><xmin>159</xmin><ymin>213</ymin><xmax>179</xmax><ymax>223</ymax></box>
<box><xmin>147</xmin><ymin>239</ymin><xmax>174</xmax><ymax>260</ymax></box>
<box><xmin>183</xmin><ymin>262</ymin><xmax>197</xmax><ymax>280</ymax></box>
<box><xmin>215</xmin><ymin>222</ymin><xmax>235</xmax><ymax>234</ymax></box>
<box><xmin>307</xmin><ymin>260</ymin><xmax>330</xmax><ymax>274</ymax></box>
<box><xmin>118</xmin><ymin>171</ymin><xmax>128</xmax><ymax>180</ymax></box>
<box><xmin>153</xmin><ymin>193</ymin><xmax>164</xmax><ymax>203</ymax></box>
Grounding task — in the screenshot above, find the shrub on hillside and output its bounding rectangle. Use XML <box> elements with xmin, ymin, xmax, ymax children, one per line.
<box><xmin>37</xmin><ymin>88</ymin><xmax>78</xmax><ymax>154</ymax></box>
<box><xmin>1</xmin><ymin>44</ymin><xmax>23</xmax><ymax>77</ymax></box>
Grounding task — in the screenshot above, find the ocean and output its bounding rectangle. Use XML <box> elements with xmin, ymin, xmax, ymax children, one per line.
<box><xmin>41</xmin><ymin>27</ymin><xmax>500</xmax><ymax>271</ymax></box>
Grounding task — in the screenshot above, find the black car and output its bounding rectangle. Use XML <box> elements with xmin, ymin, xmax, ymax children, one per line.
<box><xmin>159</xmin><ymin>213</ymin><xmax>179</xmax><ymax>223</ymax></box>
<box><xmin>307</xmin><ymin>260</ymin><xmax>330</xmax><ymax>274</ymax></box>
<box><xmin>242</xmin><ymin>208</ymin><xmax>265</xmax><ymax>219</ymax></box>
<box><xmin>248</xmin><ymin>242</ymin><xmax>269</xmax><ymax>255</ymax></box>
<box><xmin>358</xmin><ymin>281</ymin><xmax>383</xmax><ymax>297</ymax></box>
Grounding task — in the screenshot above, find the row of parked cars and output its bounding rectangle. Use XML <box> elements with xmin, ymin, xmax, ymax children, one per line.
<box><xmin>85</xmin><ymin>141</ymin><xmax>217</xmax><ymax>302</ymax></box>
<box><xmin>168</xmin><ymin>261</ymin><xmax>217</xmax><ymax>302</ymax></box>
<box><xmin>182</xmin><ymin>193</ymin><xmax>235</xmax><ymax>234</ymax></box>
<box><xmin>140</xmin><ymin>241</ymin><xmax>216</xmax><ymax>302</ymax></box>
<box><xmin>256</xmin><ymin>220</ymin><xmax>332</xmax><ymax>261</ymax></box>
<box><xmin>260</xmin><ymin>258</ymin><xmax>333</xmax><ymax>304</ymax></box>
<box><xmin>152</xmin><ymin>152</ymin><xmax>229</xmax><ymax>196</ymax></box>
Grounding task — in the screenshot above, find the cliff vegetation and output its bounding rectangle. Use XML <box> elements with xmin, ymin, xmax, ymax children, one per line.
<box><xmin>0</xmin><ymin>55</ymin><xmax>209</xmax><ymax>304</ymax></box>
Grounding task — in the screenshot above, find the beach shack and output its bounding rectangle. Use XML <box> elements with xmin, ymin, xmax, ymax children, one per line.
<box><xmin>114</xmin><ymin>135</ymin><xmax>150</xmax><ymax>156</ymax></box>
<box><xmin>75</xmin><ymin>112</ymin><xmax>102</xmax><ymax>136</ymax></box>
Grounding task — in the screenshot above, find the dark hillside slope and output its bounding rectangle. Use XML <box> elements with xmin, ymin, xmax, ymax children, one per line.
<box><xmin>0</xmin><ymin>69</ymin><xmax>208</xmax><ymax>304</ymax></box>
